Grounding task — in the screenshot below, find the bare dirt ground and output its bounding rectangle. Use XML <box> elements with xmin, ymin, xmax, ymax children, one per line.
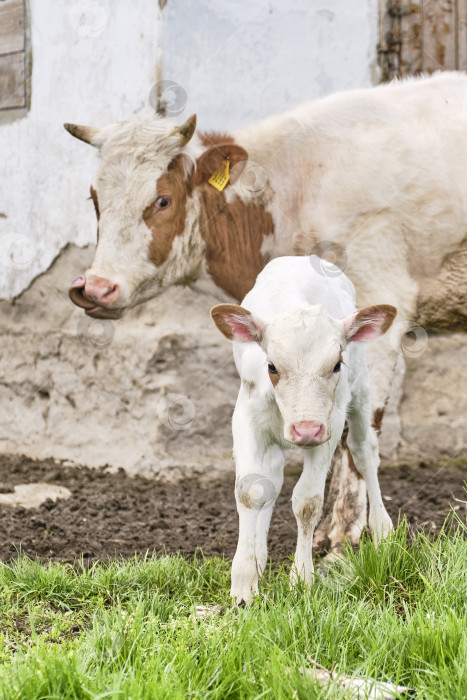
<box><xmin>0</xmin><ymin>454</ymin><xmax>465</xmax><ymax>564</ymax></box>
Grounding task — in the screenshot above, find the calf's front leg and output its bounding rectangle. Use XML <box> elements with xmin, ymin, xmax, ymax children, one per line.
<box><xmin>290</xmin><ymin>442</ymin><xmax>334</xmax><ymax>587</ymax></box>
<box><xmin>231</xmin><ymin>397</ymin><xmax>274</xmax><ymax>605</ymax></box>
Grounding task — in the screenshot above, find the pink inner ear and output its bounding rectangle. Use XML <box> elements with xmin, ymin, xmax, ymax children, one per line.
<box><xmin>228</xmin><ymin>316</ymin><xmax>256</xmax><ymax>342</ymax></box>
<box><xmin>350</xmin><ymin>324</ymin><xmax>380</xmax><ymax>342</ymax></box>
<box><xmin>349</xmin><ymin>312</ymin><xmax>385</xmax><ymax>342</ymax></box>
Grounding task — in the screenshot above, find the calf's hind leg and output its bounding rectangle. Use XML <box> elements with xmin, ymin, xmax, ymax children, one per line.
<box><xmin>346</xmin><ymin>402</ymin><xmax>393</xmax><ymax>544</ymax></box>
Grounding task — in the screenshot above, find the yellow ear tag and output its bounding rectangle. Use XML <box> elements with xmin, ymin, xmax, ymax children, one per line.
<box><xmin>208</xmin><ymin>159</ymin><xmax>230</xmax><ymax>192</ymax></box>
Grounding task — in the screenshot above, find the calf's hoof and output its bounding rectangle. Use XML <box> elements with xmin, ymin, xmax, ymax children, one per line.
<box><xmin>370</xmin><ymin>510</ymin><xmax>394</xmax><ymax>546</ymax></box>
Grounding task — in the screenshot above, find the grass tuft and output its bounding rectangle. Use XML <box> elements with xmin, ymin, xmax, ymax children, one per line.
<box><xmin>0</xmin><ymin>517</ymin><xmax>465</xmax><ymax>698</ymax></box>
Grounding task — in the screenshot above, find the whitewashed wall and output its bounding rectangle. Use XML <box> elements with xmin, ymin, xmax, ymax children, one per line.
<box><xmin>0</xmin><ymin>0</ymin><xmax>161</xmax><ymax>299</ymax></box>
<box><xmin>0</xmin><ymin>0</ymin><xmax>378</xmax><ymax>300</ymax></box>
<box><xmin>161</xmin><ymin>0</ymin><xmax>379</xmax><ymax>130</ymax></box>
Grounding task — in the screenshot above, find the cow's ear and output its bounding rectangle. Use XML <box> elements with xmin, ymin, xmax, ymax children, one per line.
<box><xmin>210</xmin><ymin>304</ymin><xmax>264</xmax><ymax>343</ymax></box>
<box><xmin>344</xmin><ymin>304</ymin><xmax>397</xmax><ymax>342</ymax></box>
<box><xmin>195</xmin><ymin>143</ymin><xmax>248</xmax><ymax>187</ymax></box>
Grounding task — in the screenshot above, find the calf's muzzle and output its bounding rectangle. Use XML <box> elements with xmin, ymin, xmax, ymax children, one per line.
<box><xmin>290</xmin><ymin>421</ymin><xmax>327</xmax><ymax>446</ymax></box>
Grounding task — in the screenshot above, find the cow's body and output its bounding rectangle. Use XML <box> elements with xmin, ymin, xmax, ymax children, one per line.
<box><xmin>211</xmin><ymin>256</ymin><xmax>395</xmax><ymax>603</ymax></box>
<box><xmin>65</xmin><ymin>72</ymin><xmax>467</xmax><ymax>549</ymax></box>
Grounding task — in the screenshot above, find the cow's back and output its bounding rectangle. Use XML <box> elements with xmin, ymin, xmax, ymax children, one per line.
<box><xmin>235</xmin><ymin>73</ymin><xmax>467</xmax><ymax>286</ymax></box>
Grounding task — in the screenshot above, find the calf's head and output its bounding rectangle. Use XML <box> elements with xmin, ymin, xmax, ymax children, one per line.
<box><xmin>64</xmin><ymin>115</ymin><xmax>247</xmax><ymax>318</ymax></box>
<box><xmin>211</xmin><ymin>302</ymin><xmax>396</xmax><ymax>446</ymax></box>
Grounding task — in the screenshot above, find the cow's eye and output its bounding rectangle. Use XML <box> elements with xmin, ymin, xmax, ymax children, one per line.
<box><xmin>155</xmin><ymin>196</ymin><xmax>171</xmax><ymax>209</ymax></box>
<box><xmin>333</xmin><ymin>362</ymin><xmax>341</xmax><ymax>373</ymax></box>
<box><xmin>268</xmin><ymin>362</ymin><xmax>278</xmax><ymax>375</ymax></box>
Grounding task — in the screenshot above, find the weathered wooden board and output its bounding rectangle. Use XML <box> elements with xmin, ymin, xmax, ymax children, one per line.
<box><xmin>423</xmin><ymin>0</ymin><xmax>457</xmax><ymax>72</ymax></box>
<box><xmin>379</xmin><ymin>0</ymin><xmax>467</xmax><ymax>79</ymax></box>
<box><xmin>458</xmin><ymin>0</ymin><xmax>467</xmax><ymax>70</ymax></box>
<box><xmin>400</xmin><ymin>1</ymin><xmax>422</xmax><ymax>76</ymax></box>
<box><xmin>0</xmin><ymin>0</ymin><xmax>24</xmax><ymax>54</ymax></box>
<box><xmin>0</xmin><ymin>53</ymin><xmax>25</xmax><ymax>109</ymax></box>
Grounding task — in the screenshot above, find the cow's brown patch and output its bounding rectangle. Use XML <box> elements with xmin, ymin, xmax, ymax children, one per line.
<box><xmin>90</xmin><ymin>186</ymin><xmax>100</xmax><ymax>242</ymax></box>
<box><xmin>199</xmin><ymin>186</ymin><xmax>274</xmax><ymax>301</ymax></box>
<box><xmin>195</xmin><ymin>134</ymin><xmax>273</xmax><ymax>299</ymax></box>
<box><xmin>90</xmin><ymin>186</ymin><xmax>99</xmax><ymax>219</ymax></box>
<box><xmin>199</xmin><ymin>132</ymin><xmax>236</xmax><ymax>148</ymax></box>
<box><xmin>143</xmin><ymin>132</ymin><xmax>273</xmax><ymax>294</ymax></box>
<box><xmin>372</xmin><ymin>407</ymin><xmax>385</xmax><ymax>435</ymax></box>
<box><xmin>347</xmin><ymin>448</ymin><xmax>363</xmax><ymax>480</ymax></box>
<box><xmin>144</xmin><ymin>155</ymin><xmax>191</xmax><ymax>267</ymax></box>
<box><xmin>194</xmin><ymin>143</ymin><xmax>248</xmax><ymax>187</ymax></box>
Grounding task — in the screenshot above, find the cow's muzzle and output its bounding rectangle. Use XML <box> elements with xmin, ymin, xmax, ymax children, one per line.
<box><xmin>69</xmin><ymin>275</ymin><xmax>124</xmax><ymax>319</ymax></box>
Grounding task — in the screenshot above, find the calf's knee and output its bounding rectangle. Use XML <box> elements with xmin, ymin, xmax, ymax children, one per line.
<box><xmin>293</xmin><ymin>494</ymin><xmax>324</xmax><ymax>535</ymax></box>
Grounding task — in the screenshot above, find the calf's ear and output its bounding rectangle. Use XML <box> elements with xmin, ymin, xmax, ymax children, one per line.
<box><xmin>344</xmin><ymin>304</ymin><xmax>397</xmax><ymax>342</ymax></box>
<box><xmin>195</xmin><ymin>143</ymin><xmax>248</xmax><ymax>187</ymax></box>
<box><xmin>210</xmin><ymin>304</ymin><xmax>264</xmax><ymax>343</ymax></box>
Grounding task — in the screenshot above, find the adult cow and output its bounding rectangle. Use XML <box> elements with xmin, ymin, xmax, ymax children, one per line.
<box><xmin>65</xmin><ymin>72</ymin><xmax>467</xmax><ymax>550</ymax></box>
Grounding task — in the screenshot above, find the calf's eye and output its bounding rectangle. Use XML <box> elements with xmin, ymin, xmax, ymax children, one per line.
<box><xmin>333</xmin><ymin>362</ymin><xmax>341</xmax><ymax>373</ymax></box>
<box><xmin>155</xmin><ymin>196</ymin><xmax>171</xmax><ymax>209</ymax></box>
<box><xmin>268</xmin><ymin>362</ymin><xmax>278</xmax><ymax>375</ymax></box>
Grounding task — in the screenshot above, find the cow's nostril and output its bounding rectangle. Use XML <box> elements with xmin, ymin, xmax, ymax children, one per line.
<box><xmin>103</xmin><ymin>284</ymin><xmax>119</xmax><ymax>301</ymax></box>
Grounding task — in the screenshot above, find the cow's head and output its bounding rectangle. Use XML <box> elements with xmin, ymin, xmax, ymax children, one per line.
<box><xmin>211</xmin><ymin>302</ymin><xmax>396</xmax><ymax>446</ymax></box>
<box><xmin>65</xmin><ymin>115</ymin><xmax>248</xmax><ymax>318</ymax></box>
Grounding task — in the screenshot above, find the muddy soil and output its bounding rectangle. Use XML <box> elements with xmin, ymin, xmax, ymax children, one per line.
<box><xmin>0</xmin><ymin>454</ymin><xmax>465</xmax><ymax>564</ymax></box>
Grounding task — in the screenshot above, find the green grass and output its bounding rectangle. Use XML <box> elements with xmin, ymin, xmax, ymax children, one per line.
<box><xmin>0</xmin><ymin>516</ymin><xmax>465</xmax><ymax>699</ymax></box>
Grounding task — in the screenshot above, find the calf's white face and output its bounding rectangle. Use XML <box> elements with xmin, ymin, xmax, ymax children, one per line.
<box><xmin>211</xmin><ymin>302</ymin><xmax>396</xmax><ymax>446</ymax></box>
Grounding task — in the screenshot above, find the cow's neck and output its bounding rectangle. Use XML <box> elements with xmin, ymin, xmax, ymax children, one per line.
<box><xmin>197</xmin><ymin>184</ymin><xmax>274</xmax><ymax>301</ymax></box>
<box><xmin>194</xmin><ymin>130</ymin><xmax>275</xmax><ymax>301</ymax></box>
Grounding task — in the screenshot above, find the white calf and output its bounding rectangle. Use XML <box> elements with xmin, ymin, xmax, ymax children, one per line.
<box><xmin>211</xmin><ymin>256</ymin><xmax>396</xmax><ymax>604</ymax></box>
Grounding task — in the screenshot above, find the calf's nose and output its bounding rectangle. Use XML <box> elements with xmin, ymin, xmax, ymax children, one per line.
<box><xmin>84</xmin><ymin>276</ymin><xmax>120</xmax><ymax>306</ymax></box>
<box><xmin>290</xmin><ymin>421</ymin><xmax>326</xmax><ymax>445</ymax></box>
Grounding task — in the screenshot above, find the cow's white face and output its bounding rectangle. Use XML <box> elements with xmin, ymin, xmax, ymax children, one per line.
<box><xmin>211</xmin><ymin>302</ymin><xmax>397</xmax><ymax>446</ymax></box>
<box><xmin>66</xmin><ymin>113</ymin><xmax>251</xmax><ymax>319</ymax></box>
<box><xmin>66</xmin><ymin>115</ymin><xmax>203</xmax><ymax>318</ymax></box>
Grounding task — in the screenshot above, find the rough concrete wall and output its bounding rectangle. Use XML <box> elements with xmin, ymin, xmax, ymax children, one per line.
<box><xmin>0</xmin><ymin>246</ymin><xmax>465</xmax><ymax>478</ymax></box>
